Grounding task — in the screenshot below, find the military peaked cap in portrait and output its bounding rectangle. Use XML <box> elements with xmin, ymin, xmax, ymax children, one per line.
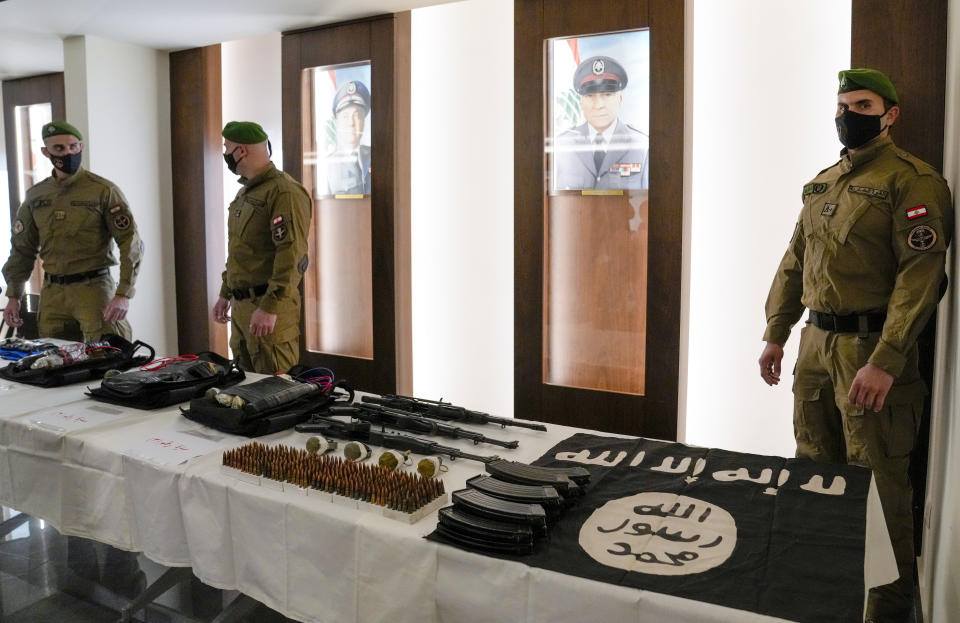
<box><xmin>222</xmin><ymin>121</ymin><xmax>269</xmax><ymax>144</ymax></box>
<box><xmin>573</xmin><ymin>56</ymin><xmax>628</xmax><ymax>95</ymax></box>
<box><xmin>333</xmin><ymin>80</ymin><xmax>371</xmax><ymax>116</ymax></box>
<box><xmin>838</xmin><ymin>68</ymin><xmax>899</xmax><ymax>105</ymax></box>
<box><xmin>42</xmin><ymin>121</ymin><xmax>83</xmax><ymax>141</ymax></box>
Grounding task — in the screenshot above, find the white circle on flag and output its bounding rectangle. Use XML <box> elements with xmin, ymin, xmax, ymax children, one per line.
<box><xmin>579</xmin><ymin>491</ymin><xmax>737</xmax><ymax>576</ymax></box>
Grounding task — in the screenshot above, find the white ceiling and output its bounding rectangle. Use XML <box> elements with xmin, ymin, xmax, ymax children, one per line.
<box><xmin>0</xmin><ymin>0</ymin><xmax>453</xmax><ymax>81</ymax></box>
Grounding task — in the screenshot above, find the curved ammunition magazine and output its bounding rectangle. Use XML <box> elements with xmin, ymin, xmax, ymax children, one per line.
<box><xmin>451</xmin><ymin>489</ymin><xmax>547</xmax><ymax>533</ymax></box>
<box><xmin>484</xmin><ymin>460</ymin><xmax>589</xmax><ymax>496</ymax></box>
<box><xmin>438</xmin><ymin>506</ymin><xmax>535</xmax><ymax>542</ymax></box>
<box><xmin>466</xmin><ymin>475</ymin><xmax>564</xmax><ymax>515</ymax></box>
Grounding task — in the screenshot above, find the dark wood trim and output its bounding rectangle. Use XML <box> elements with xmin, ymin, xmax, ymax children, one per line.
<box><xmin>282</xmin><ymin>13</ymin><xmax>393</xmax><ymax>37</ymax></box>
<box><xmin>282</xmin><ymin>13</ymin><xmax>411</xmax><ymax>394</ymax></box>
<box><xmin>851</xmin><ymin>0</ymin><xmax>949</xmax><ymax>560</ymax></box>
<box><xmin>169</xmin><ymin>45</ymin><xmax>226</xmax><ymax>355</ymax></box>
<box><xmin>514</xmin><ymin>0</ymin><xmax>683</xmax><ymax>439</ymax></box>
<box><xmin>2</xmin><ymin>73</ymin><xmax>65</xmax><ymax>221</ymax></box>
<box><xmin>851</xmin><ymin>0</ymin><xmax>948</xmax><ymax>169</ymax></box>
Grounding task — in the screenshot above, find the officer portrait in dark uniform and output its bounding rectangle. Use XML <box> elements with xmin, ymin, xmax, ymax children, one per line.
<box><xmin>326</xmin><ymin>80</ymin><xmax>371</xmax><ymax>196</ymax></box>
<box><xmin>554</xmin><ymin>55</ymin><xmax>649</xmax><ymax>191</ymax></box>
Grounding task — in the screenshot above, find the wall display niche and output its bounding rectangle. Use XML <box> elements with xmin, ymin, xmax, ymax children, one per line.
<box><xmin>515</xmin><ymin>0</ymin><xmax>683</xmax><ymax>439</ymax></box>
<box><xmin>282</xmin><ymin>14</ymin><xmax>411</xmax><ymax>394</ymax></box>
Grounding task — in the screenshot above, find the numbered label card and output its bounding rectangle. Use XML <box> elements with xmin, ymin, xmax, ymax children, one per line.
<box><xmin>122</xmin><ymin>430</ymin><xmax>222</xmax><ymax>466</ymax></box>
<box><xmin>30</xmin><ymin>403</ymin><xmax>127</xmax><ymax>433</ymax></box>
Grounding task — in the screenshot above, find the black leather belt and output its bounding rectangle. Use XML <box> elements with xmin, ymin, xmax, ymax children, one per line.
<box><xmin>809</xmin><ymin>310</ymin><xmax>886</xmax><ymax>333</ymax></box>
<box><xmin>231</xmin><ymin>284</ymin><xmax>268</xmax><ymax>301</ymax></box>
<box><xmin>45</xmin><ymin>267</ymin><xmax>109</xmax><ymax>285</ymax></box>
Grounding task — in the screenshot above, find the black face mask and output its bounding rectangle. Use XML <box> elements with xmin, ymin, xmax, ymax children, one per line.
<box><xmin>223</xmin><ymin>147</ymin><xmax>243</xmax><ymax>175</ymax></box>
<box><xmin>50</xmin><ymin>151</ymin><xmax>83</xmax><ymax>175</ymax></box>
<box><xmin>835</xmin><ymin>109</ymin><xmax>886</xmax><ymax>149</ymax></box>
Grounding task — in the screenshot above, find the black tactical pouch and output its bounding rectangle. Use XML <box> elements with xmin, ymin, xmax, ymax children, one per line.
<box><xmin>0</xmin><ymin>334</ymin><xmax>155</xmax><ymax>388</ymax></box>
<box><xmin>86</xmin><ymin>351</ymin><xmax>244</xmax><ymax>409</ymax></box>
<box><xmin>180</xmin><ymin>371</ymin><xmax>352</xmax><ymax>437</ymax></box>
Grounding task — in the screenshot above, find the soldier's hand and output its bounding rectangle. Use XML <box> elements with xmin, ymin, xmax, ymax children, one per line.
<box><xmin>758</xmin><ymin>342</ymin><xmax>784</xmax><ymax>386</ymax></box>
<box><xmin>3</xmin><ymin>298</ymin><xmax>22</xmax><ymax>328</ymax></box>
<box><xmin>213</xmin><ymin>297</ymin><xmax>231</xmax><ymax>324</ymax></box>
<box><xmin>249</xmin><ymin>308</ymin><xmax>277</xmax><ymax>337</ymax></box>
<box><xmin>103</xmin><ymin>295</ymin><xmax>129</xmax><ymax>323</ymax></box>
<box><xmin>848</xmin><ymin>363</ymin><xmax>895</xmax><ymax>412</ymax></box>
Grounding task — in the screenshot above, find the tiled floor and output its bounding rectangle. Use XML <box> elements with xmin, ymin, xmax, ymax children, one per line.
<box><xmin>0</xmin><ymin>508</ymin><xmax>296</xmax><ymax>622</ymax></box>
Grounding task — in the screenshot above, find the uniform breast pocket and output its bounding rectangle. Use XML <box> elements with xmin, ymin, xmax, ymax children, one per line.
<box><xmin>835</xmin><ymin>200</ymin><xmax>884</xmax><ymax>244</ymax></box>
<box><xmin>233</xmin><ymin>201</ymin><xmax>264</xmax><ymax>238</ymax></box>
<box><xmin>59</xmin><ymin>206</ymin><xmax>101</xmax><ymax>235</ymax></box>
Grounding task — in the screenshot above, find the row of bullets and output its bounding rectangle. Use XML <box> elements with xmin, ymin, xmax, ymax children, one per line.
<box><xmin>223</xmin><ymin>442</ymin><xmax>445</xmax><ymax>513</ymax></box>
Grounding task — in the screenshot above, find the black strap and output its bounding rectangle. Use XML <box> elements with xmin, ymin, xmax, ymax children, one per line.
<box><xmin>46</xmin><ymin>267</ymin><xmax>110</xmax><ymax>285</ymax></box>
<box><xmin>808</xmin><ymin>310</ymin><xmax>885</xmax><ymax>333</ymax></box>
<box><xmin>231</xmin><ymin>284</ymin><xmax>269</xmax><ymax>300</ymax></box>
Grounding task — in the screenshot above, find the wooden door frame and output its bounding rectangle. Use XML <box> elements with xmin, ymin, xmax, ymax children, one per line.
<box><xmin>281</xmin><ymin>13</ymin><xmax>411</xmax><ymax>394</ymax></box>
<box><xmin>514</xmin><ymin>0</ymin><xmax>684</xmax><ymax>439</ymax></box>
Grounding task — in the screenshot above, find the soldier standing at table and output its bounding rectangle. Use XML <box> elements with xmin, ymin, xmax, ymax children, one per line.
<box><xmin>2</xmin><ymin>121</ymin><xmax>142</xmax><ymax>342</ymax></box>
<box><xmin>213</xmin><ymin>121</ymin><xmax>312</xmax><ymax>374</ymax></box>
<box><xmin>759</xmin><ymin>69</ymin><xmax>953</xmax><ymax>623</ymax></box>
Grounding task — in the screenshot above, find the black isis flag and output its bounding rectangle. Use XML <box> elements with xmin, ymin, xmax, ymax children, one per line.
<box><xmin>435</xmin><ymin>433</ymin><xmax>873</xmax><ymax>623</ymax></box>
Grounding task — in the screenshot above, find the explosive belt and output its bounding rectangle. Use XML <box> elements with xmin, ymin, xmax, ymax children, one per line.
<box><xmin>86</xmin><ymin>351</ymin><xmax>244</xmax><ymax>409</ymax></box>
<box><xmin>0</xmin><ymin>335</ymin><xmax>154</xmax><ymax>388</ymax></box>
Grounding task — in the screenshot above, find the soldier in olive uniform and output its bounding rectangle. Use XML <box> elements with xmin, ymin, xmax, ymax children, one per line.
<box><xmin>327</xmin><ymin>80</ymin><xmax>372</xmax><ymax>196</ymax></box>
<box><xmin>759</xmin><ymin>69</ymin><xmax>953</xmax><ymax>623</ymax></box>
<box><xmin>214</xmin><ymin>121</ymin><xmax>312</xmax><ymax>374</ymax></box>
<box><xmin>2</xmin><ymin>121</ymin><xmax>142</xmax><ymax>342</ymax></box>
<box><xmin>554</xmin><ymin>55</ymin><xmax>649</xmax><ymax>191</ymax></box>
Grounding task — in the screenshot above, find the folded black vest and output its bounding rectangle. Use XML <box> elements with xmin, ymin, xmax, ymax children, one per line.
<box><xmin>180</xmin><ymin>373</ymin><xmax>352</xmax><ymax>437</ymax></box>
<box><xmin>0</xmin><ymin>334</ymin><xmax>155</xmax><ymax>388</ymax></box>
<box><xmin>86</xmin><ymin>351</ymin><xmax>244</xmax><ymax>409</ymax></box>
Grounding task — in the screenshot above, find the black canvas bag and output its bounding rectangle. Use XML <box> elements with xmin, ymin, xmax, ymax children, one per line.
<box><xmin>86</xmin><ymin>351</ymin><xmax>244</xmax><ymax>409</ymax></box>
<box><xmin>181</xmin><ymin>374</ymin><xmax>352</xmax><ymax>437</ymax></box>
<box><xmin>0</xmin><ymin>334</ymin><xmax>154</xmax><ymax>388</ymax></box>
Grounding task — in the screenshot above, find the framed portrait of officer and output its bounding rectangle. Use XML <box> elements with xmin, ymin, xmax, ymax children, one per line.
<box><xmin>548</xmin><ymin>31</ymin><xmax>649</xmax><ymax>192</ymax></box>
<box><xmin>308</xmin><ymin>62</ymin><xmax>372</xmax><ymax>198</ymax></box>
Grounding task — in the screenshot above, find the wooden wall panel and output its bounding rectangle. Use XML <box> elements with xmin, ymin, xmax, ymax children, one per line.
<box><xmin>514</xmin><ymin>0</ymin><xmax>683</xmax><ymax>439</ymax></box>
<box><xmin>169</xmin><ymin>45</ymin><xmax>226</xmax><ymax>355</ymax></box>
<box><xmin>2</xmin><ymin>73</ymin><xmax>65</xmax><ymax>220</ymax></box>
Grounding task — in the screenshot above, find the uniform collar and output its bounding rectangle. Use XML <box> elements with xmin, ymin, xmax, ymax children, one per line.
<box><xmin>240</xmin><ymin>162</ymin><xmax>279</xmax><ymax>189</ymax></box>
<box><xmin>51</xmin><ymin>165</ymin><xmax>87</xmax><ymax>188</ymax></box>
<box><xmin>839</xmin><ymin>135</ymin><xmax>895</xmax><ymax>173</ymax></box>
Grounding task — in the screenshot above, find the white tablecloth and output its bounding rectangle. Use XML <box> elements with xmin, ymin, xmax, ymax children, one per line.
<box><xmin>0</xmin><ymin>377</ymin><xmax>897</xmax><ymax>623</ymax></box>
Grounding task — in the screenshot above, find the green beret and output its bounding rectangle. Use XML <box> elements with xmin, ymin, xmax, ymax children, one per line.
<box><xmin>838</xmin><ymin>68</ymin><xmax>899</xmax><ymax>104</ymax></box>
<box><xmin>222</xmin><ymin>121</ymin><xmax>268</xmax><ymax>144</ymax></box>
<box><xmin>42</xmin><ymin>121</ymin><xmax>83</xmax><ymax>141</ymax></box>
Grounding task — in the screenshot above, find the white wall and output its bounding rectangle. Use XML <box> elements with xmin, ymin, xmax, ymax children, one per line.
<box><xmin>684</xmin><ymin>1</ymin><xmax>851</xmax><ymax>455</ymax></box>
<box><xmin>0</xmin><ymin>89</ymin><xmax>9</xmax><ymax>267</ymax></box>
<box><xmin>222</xmin><ymin>33</ymin><xmax>283</xmax><ymax>206</ymax></box>
<box><xmin>410</xmin><ymin>0</ymin><xmax>514</xmax><ymax>417</ymax></box>
<box><xmin>63</xmin><ymin>35</ymin><xmax>176</xmax><ymax>355</ymax></box>
<box><xmin>920</xmin><ymin>0</ymin><xmax>960</xmax><ymax>618</ymax></box>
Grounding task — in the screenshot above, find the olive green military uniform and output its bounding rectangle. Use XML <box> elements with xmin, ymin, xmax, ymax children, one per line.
<box><xmin>2</xmin><ymin>166</ymin><xmax>142</xmax><ymax>342</ymax></box>
<box><xmin>221</xmin><ymin>163</ymin><xmax>311</xmax><ymax>374</ymax></box>
<box><xmin>764</xmin><ymin>136</ymin><xmax>953</xmax><ymax>620</ymax></box>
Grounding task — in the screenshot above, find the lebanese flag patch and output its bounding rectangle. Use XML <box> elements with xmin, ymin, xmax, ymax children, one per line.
<box><xmin>906</xmin><ymin>205</ymin><xmax>928</xmax><ymax>220</ymax></box>
<box><xmin>272</xmin><ymin>215</ymin><xmax>284</xmax><ymax>226</ymax></box>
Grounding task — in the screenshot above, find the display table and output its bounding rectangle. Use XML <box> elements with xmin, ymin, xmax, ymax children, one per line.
<box><xmin>0</xmin><ymin>376</ymin><xmax>897</xmax><ymax>623</ymax></box>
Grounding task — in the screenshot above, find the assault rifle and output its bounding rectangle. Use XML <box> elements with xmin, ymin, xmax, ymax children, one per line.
<box><xmin>294</xmin><ymin>417</ymin><xmax>501</xmax><ymax>465</ymax></box>
<box><xmin>360</xmin><ymin>394</ymin><xmax>547</xmax><ymax>432</ymax></box>
<box><xmin>327</xmin><ymin>403</ymin><xmax>519</xmax><ymax>449</ymax></box>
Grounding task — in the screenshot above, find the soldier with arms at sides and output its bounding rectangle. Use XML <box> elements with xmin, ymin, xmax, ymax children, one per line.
<box><xmin>759</xmin><ymin>69</ymin><xmax>953</xmax><ymax>623</ymax></box>
<box><xmin>2</xmin><ymin>121</ymin><xmax>142</xmax><ymax>342</ymax></box>
<box><xmin>214</xmin><ymin>121</ymin><xmax>312</xmax><ymax>374</ymax></box>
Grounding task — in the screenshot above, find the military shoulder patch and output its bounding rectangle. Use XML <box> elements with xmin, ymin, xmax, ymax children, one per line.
<box><xmin>272</xmin><ymin>215</ymin><xmax>284</xmax><ymax>226</ymax></box>
<box><xmin>821</xmin><ymin>203</ymin><xmax>838</xmax><ymax>217</ymax></box>
<box><xmin>109</xmin><ymin>205</ymin><xmax>123</xmax><ymax>214</ymax></box>
<box><xmin>847</xmin><ymin>185</ymin><xmax>889</xmax><ymax>200</ymax></box>
<box><xmin>113</xmin><ymin>213</ymin><xmax>131</xmax><ymax>230</ymax></box>
<box><xmin>297</xmin><ymin>254</ymin><xmax>309</xmax><ymax>273</ymax></box>
<box><xmin>905</xmin><ymin>205</ymin><xmax>928</xmax><ymax>220</ymax></box>
<box><xmin>272</xmin><ymin>224</ymin><xmax>287</xmax><ymax>241</ymax></box>
<box><xmin>803</xmin><ymin>183</ymin><xmax>828</xmax><ymax>197</ymax></box>
<box><xmin>907</xmin><ymin>225</ymin><xmax>937</xmax><ymax>251</ymax></box>
<box><xmin>12</xmin><ymin>220</ymin><xmax>24</xmax><ymax>234</ymax></box>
